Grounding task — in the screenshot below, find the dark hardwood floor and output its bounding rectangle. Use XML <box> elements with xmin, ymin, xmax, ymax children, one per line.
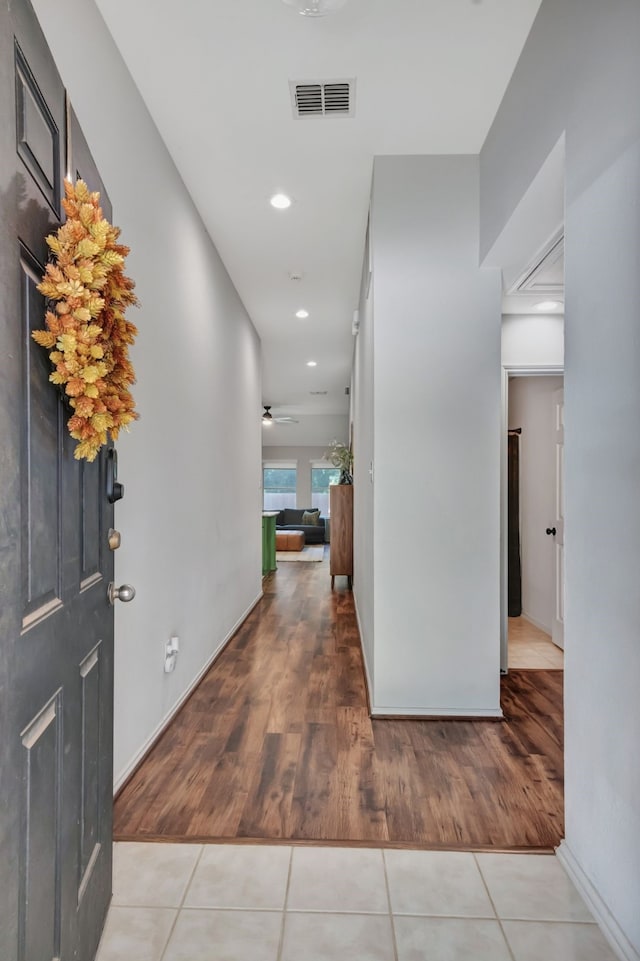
<box><xmin>113</xmin><ymin>550</ymin><xmax>564</xmax><ymax>849</ymax></box>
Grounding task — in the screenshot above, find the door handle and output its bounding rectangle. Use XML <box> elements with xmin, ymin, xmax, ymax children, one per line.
<box><xmin>106</xmin><ymin>448</ymin><xmax>124</xmax><ymax>503</ymax></box>
<box><xmin>546</xmin><ymin>527</ymin><xmax>557</xmax><ymax>536</ymax></box>
<box><xmin>107</xmin><ymin>582</ymin><xmax>136</xmax><ymax>604</ymax></box>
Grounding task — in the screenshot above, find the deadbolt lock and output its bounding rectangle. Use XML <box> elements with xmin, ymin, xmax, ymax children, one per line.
<box><xmin>108</xmin><ymin>528</ymin><xmax>121</xmax><ymax>550</ymax></box>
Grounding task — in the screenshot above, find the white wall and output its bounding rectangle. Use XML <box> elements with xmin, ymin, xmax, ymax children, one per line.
<box><xmin>262</xmin><ymin>414</ymin><xmax>348</xmax><ymax>448</ymax></box>
<box><xmin>502</xmin><ymin>314</ymin><xmax>564</xmax><ymax>368</ymax></box>
<box><xmin>369</xmin><ymin>155</ymin><xmax>502</xmax><ymax>716</ymax></box>
<box><xmin>508</xmin><ymin>376</ymin><xmax>563</xmax><ymax>633</ymax></box>
<box><xmin>483</xmin><ymin>2</ymin><xmax>640</xmax><ymax>955</ymax></box>
<box><xmin>352</xmin><ymin>217</ymin><xmax>375</xmax><ymax>689</ymax></box>
<box><xmin>32</xmin><ymin>0</ymin><xmax>263</xmax><ymax>788</ymax></box>
<box><xmin>480</xmin><ymin>3</ymin><xmax>566</xmax><ymax>263</ymax></box>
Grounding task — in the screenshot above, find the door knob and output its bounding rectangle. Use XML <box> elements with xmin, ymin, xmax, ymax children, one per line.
<box><xmin>546</xmin><ymin>527</ymin><xmax>557</xmax><ymax>536</ymax></box>
<box><xmin>107</xmin><ymin>582</ymin><xmax>136</xmax><ymax>605</ymax></box>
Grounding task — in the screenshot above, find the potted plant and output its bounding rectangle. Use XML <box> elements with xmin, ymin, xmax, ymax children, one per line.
<box><xmin>325</xmin><ymin>440</ymin><xmax>353</xmax><ymax>485</ymax></box>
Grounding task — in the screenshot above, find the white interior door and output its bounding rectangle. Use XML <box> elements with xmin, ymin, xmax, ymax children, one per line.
<box><xmin>552</xmin><ymin>388</ymin><xmax>565</xmax><ymax>649</ymax></box>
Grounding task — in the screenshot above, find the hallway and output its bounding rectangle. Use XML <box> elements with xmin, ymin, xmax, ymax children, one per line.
<box><xmin>114</xmin><ymin>554</ymin><xmax>563</xmax><ymax>849</ymax></box>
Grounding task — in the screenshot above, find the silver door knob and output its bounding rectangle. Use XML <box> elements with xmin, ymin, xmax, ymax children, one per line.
<box><xmin>107</xmin><ymin>582</ymin><xmax>136</xmax><ymax>605</ymax></box>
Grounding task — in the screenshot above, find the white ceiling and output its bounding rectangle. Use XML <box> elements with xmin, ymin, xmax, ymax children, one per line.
<box><xmin>94</xmin><ymin>0</ymin><xmax>542</xmax><ymax>433</ymax></box>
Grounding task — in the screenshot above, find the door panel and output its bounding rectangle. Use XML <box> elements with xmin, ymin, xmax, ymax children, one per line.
<box><xmin>80</xmin><ymin>461</ymin><xmax>103</xmax><ymax>590</ymax></box>
<box><xmin>20</xmin><ymin>247</ymin><xmax>64</xmax><ymax>628</ymax></box>
<box><xmin>69</xmin><ymin>105</ymin><xmax>112</xmax><ymax>211</ymax></box>
<box><xmin>1</xmin><ymin>2</ymin><xmax>117</xmax><ymax>959</ymax></box>
<box><xmin>15</xmin><ymin>41</ymin><xmax>60</xmax><ymax>217</ymax></box>
<box><xmin>20</xmin><ymin>691</ymin><xmax>63</xmax><ymax>961</ymax></box>
<box><xmin>79</xmin><ymin>644</ymin><xmax>102</xmax><ymax>885</ymax></box>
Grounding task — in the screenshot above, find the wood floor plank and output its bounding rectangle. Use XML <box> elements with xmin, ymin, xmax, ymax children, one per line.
<box><xmin>335</xmin><ymin>706</ymin><xmax>388</xmax><ymax>841</ymax></box>
<box><xmin>113</xmin><ymin>550</ymin><xmax>564</xmax><ymax>848</ymax></box>
<box><xmin>289</xmin><ymin>721</ymin><xmax>340</xmax><ymax>839</ymax></box>
<box><xmin>237</xmin><ymin>731</ymin><xmax>301</xmax><ymax>838</ymax></box>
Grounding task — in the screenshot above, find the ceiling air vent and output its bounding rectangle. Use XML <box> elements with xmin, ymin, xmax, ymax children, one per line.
<box><xmin>290</xmin><ymin>79</ymin><xmax>355</xmax><ymax>118</ymax></box>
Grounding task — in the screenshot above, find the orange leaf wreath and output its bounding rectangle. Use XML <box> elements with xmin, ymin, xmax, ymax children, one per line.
<box><xmin>32</xmin><ymin>179</ymin><xmax>139</xmax><ymax>461</ymax></box>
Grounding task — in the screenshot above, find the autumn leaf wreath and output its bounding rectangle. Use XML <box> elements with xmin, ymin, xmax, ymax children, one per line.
<box><xmin>32</xmin><ymin>179</ymin><xmax>138</xmax><ymax>462</ymax></box>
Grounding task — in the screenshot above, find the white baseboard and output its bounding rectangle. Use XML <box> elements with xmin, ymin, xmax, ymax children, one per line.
<box><xmin>521</xmin><ymin>611</ymin><xmax>552</xmax><ymax>635</ymax></box>
<box><xmin>113</xmin><ymin>591</ymin><xmax>263</xmax><ymax>794</ymax></box>
<box><xmin>556</xmin><ymin>840</ymin><xmax>640</xmax><ymax>961</ymax></box>
<box><xmin>352</xmin><ymin>587</ymin><xmax>374</xmax><ymax>712</ymax></box>
<box><xmin>370</xmin><ymin>705</ymin><xmax>503</xmax><ymax>718</ymax></box>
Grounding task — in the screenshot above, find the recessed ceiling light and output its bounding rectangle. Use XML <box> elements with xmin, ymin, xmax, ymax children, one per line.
<box><xmin>296</xmin><ymin>309</ymin><xmax>309</xmax><ymax>319</ymax></box>
<box><xmin>270</xmin><ymin>193</ymin><xmax>292</xmax><ymax>210</ymax></box>
<box><xmin>535</xmin><ymin>300</ymin><xmax>563</xmax><ymax>311</ymax></box>
<box><xmin>306</xmin><ymin>361</ymin><xmax>317</xmax><ymax>367</ymax></box>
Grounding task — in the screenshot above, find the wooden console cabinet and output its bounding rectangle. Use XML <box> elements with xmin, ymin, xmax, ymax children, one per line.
<box><xmin>329</xmin><ymin>484</ymin><xmax>353</xmax><ymax>589</ymax></box>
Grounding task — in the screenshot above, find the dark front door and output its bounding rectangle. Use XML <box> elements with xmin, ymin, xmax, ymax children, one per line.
<box><xmin>0</xmin><ymin>2</ymin><xmax>117</xmax><ymax>959</ymax></box>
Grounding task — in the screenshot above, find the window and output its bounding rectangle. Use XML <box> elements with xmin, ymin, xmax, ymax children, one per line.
<box><xmin>311</xmin><ymin>464</ymin><xmax>340</xmax><ymax>516</ymax></box>
<box><xmin>263</xmin><ymin>464</ymin><xmax>297</xmax><ymax>510</ymax></box>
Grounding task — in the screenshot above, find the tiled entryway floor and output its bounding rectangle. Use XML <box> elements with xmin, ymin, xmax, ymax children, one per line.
<box><xmin>508</xmin><ymin>616</ymin><xmax>564</xmax><ymax>669</ymax></box>
<box><xmin>96</xmin><ymin>843</ymin><xmax>618</xmax><ymax>961</ymax></box>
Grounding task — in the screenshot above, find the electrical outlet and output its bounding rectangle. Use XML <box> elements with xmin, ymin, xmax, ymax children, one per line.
<box><xmin>164</xmin><ymin>635</ymin><xmax>179</xmax><ymax>673</ymax></box>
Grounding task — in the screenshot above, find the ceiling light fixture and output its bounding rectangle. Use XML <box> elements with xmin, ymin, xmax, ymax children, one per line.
<box><xmin>282</xmin><ymin>0</ymin><xmax>348</xmax><ymax>16</ymax></box>
<box><xmin>535</xmin><ymin>300</ymin><xmax>563</xmax><ymax>311</ymax></box>
<box><xmin>306</xmin><ymin>361</ymin><xmax>317</xmax><ymax>367</ymax></box>
<box><xmin>296</xmin><ymin>309</ymin><xmax>309</xmax><ymax>318</ymax></box>
<box><xmin>262</xmin><ymin>405</ymin><xmax>273</xmax><ymax>424</ymax></box>
<box><xmin>270</xmin><ymin>193</ymin><xmax>292</xmax><ymax>209</ymax></box>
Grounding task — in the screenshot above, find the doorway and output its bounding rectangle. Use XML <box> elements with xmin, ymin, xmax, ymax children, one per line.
<box><xmin>506</xmin><ymin>373</ymin><xmax>565</xmax><ymax>670</ymax></box>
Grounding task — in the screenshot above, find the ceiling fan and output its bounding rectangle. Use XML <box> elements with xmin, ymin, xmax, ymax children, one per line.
<box><xmin>262</xmin><ymin>405</ymin><xmax>299</xmax><ymax>426</ymax></box>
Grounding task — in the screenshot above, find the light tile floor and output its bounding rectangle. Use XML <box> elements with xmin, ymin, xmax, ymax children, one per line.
<box><xmin>96</xmin><ymin>843</ymin><xmax>618</xmax><ymax>961</ymax></box>
<box><xmin>508</xmin><ymin>616</ymin><xmax>564</xmax><ymax>669</ymax></box>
